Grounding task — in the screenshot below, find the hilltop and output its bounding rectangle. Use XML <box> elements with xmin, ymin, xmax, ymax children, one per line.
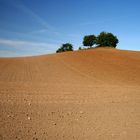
<box><xmin>0</xmin><ymin>48</ymin><xmax>140</xmax><ymax>140</ymax></box>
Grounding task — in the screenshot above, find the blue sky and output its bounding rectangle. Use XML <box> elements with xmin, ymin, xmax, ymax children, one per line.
<box><xmin>0</xmin><ymin>0</ymin><xmax>140</xmax><ymax>57</ymax></box>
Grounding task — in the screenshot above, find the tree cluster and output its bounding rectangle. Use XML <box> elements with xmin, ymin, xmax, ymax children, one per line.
<box><xmin>83</xmin><ymin>32</ymin><xmax>119</xmax><ymax>48</ymax></box>
<box><xmin>56</xmin><ymin>32</ymin><xmax>119</xmax><ymax>53</ymax></box>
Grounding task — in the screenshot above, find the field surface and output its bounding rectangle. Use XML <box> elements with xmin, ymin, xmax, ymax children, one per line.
<box><xmin>0</xmin><ymin>48</ymin><xmax>140</xmax><ymax>140</ymax></box>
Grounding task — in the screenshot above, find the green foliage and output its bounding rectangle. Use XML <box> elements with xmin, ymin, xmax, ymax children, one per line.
<box><xmin>56</xmin><ymin>43</ymin><xmax>73</xmax><ymax>53</ymax></box>
<box><xmin>96</xmin><ymin>32</ymin><xmax>119</xmax><ymax>48</ymax></box>
<box><xmin>56</xmin><ymin>32</ymin><xmax>119</xmax><ymax>53</ymax></box>
<box><xmin>83</xmin><ymin>35</ymin><xmax>96</xmax><ymax>48</ymax></box>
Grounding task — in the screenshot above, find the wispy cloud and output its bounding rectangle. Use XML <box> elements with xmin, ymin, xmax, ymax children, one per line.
<box><xmin>14</xmin><ymin>0</ymin><xmax>53</xmax><ymax>30</ymax></box>
<box><xmin>0</xmin><ymin>28</ymin><xmax>63</xmax><ymax>44</ymax></box>
<box><xmin>3</xmin><ymin>0</ymin><xmax>60</xmax><ymax>36</ymax></box>
<box><xmin>0</xmin><ymin>38</ymin><xmax>57</xmax><ymax>48</ymax></box>
<box><xmin>0</xmin><ymin>38</ymin><xmax>59</xmax><ymax>57</ymax></box>
<box><xmin>1</xmin><ymin>0</ymin><xmax>81</xmax><ymax>42</ymax></box>
<box><xmin>0</xmin><ymin>50</ymin><xmax>20</xmax><ymax>57</ymax></box>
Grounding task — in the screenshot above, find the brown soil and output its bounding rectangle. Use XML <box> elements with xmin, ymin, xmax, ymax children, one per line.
<box><xmin>0</xmin><ymin>48</ymin><xmax>140</xmax><ymax>140</ymax></box>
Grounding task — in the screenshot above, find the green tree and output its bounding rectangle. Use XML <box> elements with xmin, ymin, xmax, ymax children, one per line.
<box><xmin>96</xmin><ymin>32</ymin><xmax>119</xmax><ymax>48</ymax></box>
<box><xmin>83</xmin><ymin>35</ymin><xmax>96</xmax><ymax>48</ymax></box>
<box><xmin>56</xmin><ymin>43</ymin><xmax>73</xmax><ymax>53</ymax></box>
<box><xmin>78</xmin><ymin>46</ymin><xmax>82</xmax><ymax>50</ymax></box>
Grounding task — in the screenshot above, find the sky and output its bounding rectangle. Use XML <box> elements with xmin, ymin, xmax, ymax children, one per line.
<box><xmin>0</xmin><ymin>0</ymin><xmax>140</xmax><ymax>57</ymax></box>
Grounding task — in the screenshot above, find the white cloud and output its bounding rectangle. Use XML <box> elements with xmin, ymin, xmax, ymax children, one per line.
<box><xmin>0</xmin><ymin>50</ymin><xmax>20</xmax><ymax>57</ymax></box>
<box><xmin>0</xmin><ymin>38</ymin><xmax>59</xmax><ymax>57</ymax></box>
<box><xmin>0</xmin><ymin>38</ymin><xmax>58</xmax><ymax>48</ymax></box>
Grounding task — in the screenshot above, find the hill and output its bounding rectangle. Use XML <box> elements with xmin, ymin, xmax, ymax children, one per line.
<box><xmin>0</xmin><ymin>48</ymin><xmax>140</xmax><ymax>140</ymax></box>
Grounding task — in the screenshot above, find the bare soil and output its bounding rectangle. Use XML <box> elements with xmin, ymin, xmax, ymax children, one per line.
<box><xmin>0</xmin><ymin>48</ymin><xmax>140</xmax><ymax>140</ymax></box>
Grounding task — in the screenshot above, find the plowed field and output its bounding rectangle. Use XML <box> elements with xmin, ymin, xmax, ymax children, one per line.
<box><xmin>0</xmin><ymin>48</ymin><xmax>140</xmax><ymax>140</ymax></box>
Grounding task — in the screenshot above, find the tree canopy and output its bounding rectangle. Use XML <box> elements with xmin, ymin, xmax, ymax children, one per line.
<box><xmin>56</xmin><ymin>43</ymin><xmax>73</xmax><ymax>53</ymax></box>
<box><xmin>96</xmin><ymin>32</ymin><xmax>119</xmax><ymax>48</ymax></box>
<box><xmin>83</xmin><ymin>35</ymin><xmax>96</xmax><ymax>48</ymax></box>
<box><xmin>56</xmin><ymin>32</ymin><xmax>119</xmax><ymax>53</ymax></box>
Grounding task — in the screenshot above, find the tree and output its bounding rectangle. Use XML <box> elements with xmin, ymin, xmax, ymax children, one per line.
<box><xmin>78</xmin><ymin>46</ymin><xmax>82</xmax><ymax>50</ymax></box>
<box><xmin>96</xmin><ymin>32</ymin><xmax>119</xmax><ymax>48</ymax></box>
<box><xmin>56</xmin><ymin>43</ymin><xmax>73</xmax><ymax>53</ymax></box>
<box><xmin>83</xmin><ymin>35</ymin><xmax>96</xmax><ymax>48</ymax></box>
